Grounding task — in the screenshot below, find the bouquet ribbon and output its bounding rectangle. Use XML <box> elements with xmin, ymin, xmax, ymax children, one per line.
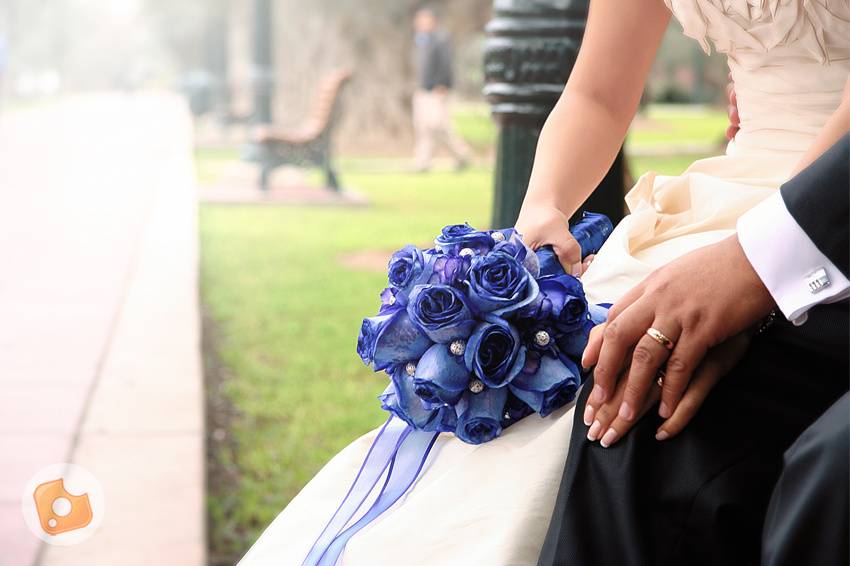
<box><xmin>302</xmin><ymin>417</ymin><xmax>437</xmax><ymax>565</ymax></box>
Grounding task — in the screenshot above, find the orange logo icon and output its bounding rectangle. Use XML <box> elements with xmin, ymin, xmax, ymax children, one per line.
<box><xmin>32</xmin><ymin>478</ymin><xmax>93</xmax><ymax>535</ymax></box>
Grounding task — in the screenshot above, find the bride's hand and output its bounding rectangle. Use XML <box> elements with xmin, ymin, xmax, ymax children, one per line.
<box><xmin>585</xmin><ymin>330</ymin><xmax>751</xmax><ymax>447</ymax></box>
<box><xmin>515</xmin><ymin>200</ymin><xmax>583</xmax><ymax>275</ymax></box>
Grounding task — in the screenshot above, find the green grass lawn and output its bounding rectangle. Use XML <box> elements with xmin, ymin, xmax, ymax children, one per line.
<box><xmin>202</xmin><ymin>168</ymin><xmax>493</xmax><ymax>559</ymax></box>
<box><xmin>453</xmin><ymin>102</ymin><xmax>498</xmax><ymax>150</ymax></box>
<box><xmin>627</xmin><ymin>104</ymin><xmax>729</xmax><ymax>148</ymax></box>
<box><xmin>200</xmin><ymin>103</ymin><xmax>723</xmax><ymax>560</ymax></box>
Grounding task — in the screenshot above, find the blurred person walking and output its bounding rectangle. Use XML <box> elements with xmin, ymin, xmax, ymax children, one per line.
<box><xmin>412</xmin><ymin>7</ymin><xmax>470</xmax><ymax>172</ymax></box>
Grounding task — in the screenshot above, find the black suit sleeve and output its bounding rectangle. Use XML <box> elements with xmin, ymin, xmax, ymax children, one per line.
<box><xmin>780</xmin><ymin>134</ymin><xmax>849</xmax><ymax>277</ymax></box>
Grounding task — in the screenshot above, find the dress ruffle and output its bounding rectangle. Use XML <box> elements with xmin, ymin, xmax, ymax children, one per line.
<box><xmin>664</xmin><ymin>0</ymin><xmax>850</xmax><ymax>63</ymax></box>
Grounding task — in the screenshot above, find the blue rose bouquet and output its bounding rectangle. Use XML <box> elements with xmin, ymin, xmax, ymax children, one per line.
<box><xmin>304</xmin><ymin>214</ymin><xmax>612</xmax><ymax>565</ymax></box>
<box><xmin>357</xmin><ymin>217</ymin><xmax>611</xmax><ymax>445</ymax></box>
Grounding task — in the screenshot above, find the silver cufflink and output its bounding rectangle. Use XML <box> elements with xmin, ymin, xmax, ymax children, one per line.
<box><xmin>806</xmin><ymin>268</ymin><xmax>831</xmax><ymax>294</ymax></box>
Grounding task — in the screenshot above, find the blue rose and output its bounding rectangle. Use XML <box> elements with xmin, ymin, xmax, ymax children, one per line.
<box><xmin>540</xmin><ymin>376</ymin><xmax>581</xmax><ymax>417</ymax></box>
<box><xmin>501</xmin><ymin>392</ymin><xmax>534</xmax><ymax>429</ymax></box>
<box><xmin>454</xmin><ymin>386</ymin><xmax>508</xmax><ymax>444</ymax></box>
<box><xmin>555</xmin><ymin>320</ymin><xmax>594</xmax><ymax>360</ymax></box>
<box><xmin>381</xmin><ymin>365</ymin><xmax>457</xmax><ymax>432</ymax></box>
<box><xmin>388</xmin><ymin>245</ymin><xmax>426</xmax><ymax>293</ymax></box>
<box><xmin>407</xmin><ymin>284</ymin><xmax>476</xmax><ymax>343</ymax></box>
<box><xmin>493</xmin><ymin>232</ymin><xmax>540</xmax><ymax>278</ymax></box>
<box><xmin>434</xmin><ymin>223</ymin><xmax>494</xmax><ymax>255</ymax></box>
<box><xmin>536</xmin><ymin>275</ymin><xmax>589</xmax><ymax>332</ymax></box>
<box><xmin>357</xmin><ymin>306</ymin><xmax>432</xmax><ymax>371</ymax></box>
<box><xmin>424</xmin><ymin>252</ymin><xmax>472</xmax><ymax>288</ymax></box>
<box><xmin>509</xmin><ymin>352</ymin><xmax>581</xmax><ymax>417</ymax></box>
<box><xmin>413</xmin><ymin>343</ymin><xmax>470</xmax><ymax>406</ymax></box>
<box><xmin>464</xmin><ymin>315</ymin><xmax>526</xmax><ymax>388</ymax></box>
<box><xmin>467</xmin><ymin>251</ymin><xmax>539</xmax><ymax>316</ymax></box>
<box><xmin>378</xmin><ymin>287</ymin><xmax>399</xmax><ymax>314</ymax></box>
<box><xmin>555</xmin><ymin>304</ymin><xmax>608</xmax><ymax>360</ymax></box>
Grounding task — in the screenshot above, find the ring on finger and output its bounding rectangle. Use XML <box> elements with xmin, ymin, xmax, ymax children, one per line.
<box><xmin>646</xmin><ymin>327</ymin><xmax>675</xmax><ymax>350</ymax></box>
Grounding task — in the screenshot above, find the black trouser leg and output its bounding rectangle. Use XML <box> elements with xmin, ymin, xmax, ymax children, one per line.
<box><xmin>761</xmin><ymin>392</ymin><xmax>849</xmax><ymax>566</ymax></box>
<box><xmin>539</xmin><ymin>303</ymin><xmax>849</xmax><ymax>566</ymax></box>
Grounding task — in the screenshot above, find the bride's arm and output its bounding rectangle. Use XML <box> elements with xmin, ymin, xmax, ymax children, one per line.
<box><xmin>515</xmin><ymin>0</ymin><xmax>670</xmax><ymax>271</ymax></box>
<box><xmin>791</xmin><ymin>74</ymin><xmax>850</xmax><ymax>176</ymax></box>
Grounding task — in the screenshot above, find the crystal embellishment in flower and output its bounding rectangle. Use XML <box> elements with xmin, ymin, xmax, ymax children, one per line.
<box><xmin>449</xmin><ymin>339</ymin><xmax>466</xmax><ymax>356</ymax></box>
<box><xmin>459</xmin><ymin>248</ymin><xmax>475</xmax><ymax>257</ymax></box>
<box><xmin>534</xmin><ymin>330</ymin><xmax>551</xmax><ymax>347</ymax></box>
<box><xmin>405</xmin><ymin>362</ymin><xmax>416</xmax><ymax>376</ymax></box>
<box><xmin>491</xmin><ymin>231</ymin><xmax>505</xmax><ymax>243</ymax></box>
<box><xmin>468</xmin><ymin>379</ymin><xmax>485</xmax><ymax>394</ymax></box>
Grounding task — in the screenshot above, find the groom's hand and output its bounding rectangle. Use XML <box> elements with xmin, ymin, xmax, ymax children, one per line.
<box><xmin>581</xmin><ymin>234</ymin><xmax>775</xmax><ymax>429</ymax></box>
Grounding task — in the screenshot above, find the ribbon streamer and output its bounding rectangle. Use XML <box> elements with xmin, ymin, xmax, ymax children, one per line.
<box><xmin>302</xmin><ymin>416</ymin><xmax>439</xmax><ymax>565</ymax></box>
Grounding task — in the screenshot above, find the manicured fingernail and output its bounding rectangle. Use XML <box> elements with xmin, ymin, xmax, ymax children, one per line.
<box><xmin>659</xmin><ymin>401</ymin><xmax>671</xmax><ymax>419</ymax></box>
<box><xmin>571</xmin><ymin>262</ymin><xmax>582</xmax><ymax>276</ymax></box>
<box><xmin>581</xmin><ymin>352</ymin><xmax>589</xmax><ymax>369</ymax></box>
<box><xmin>655</xmin><ymin>430</ymin><xmax>669</xmax><ymax>441</ymax></box>
<box><xmin>600</xmin><ymin>428</ymin><xmax>618</xmax><ymax>448</ymax></box>
<box><xmin>618</xmin><ymin>402</ymin><xmax>635</xmax><ymax>421</ymax></box>
<box><xmin>583</xmin><ymin>404</ymin><xmax>595</xmax><ymax>427</ymax></box>
<box><xmin>589</xmin><ymin>386</ymin><xmax>606</xmax><ymax>405</ymax></box>
<box><xmin>587</xmin><ymin>420</ymin><xmax>602</xmax><ymax>441</ymax></box>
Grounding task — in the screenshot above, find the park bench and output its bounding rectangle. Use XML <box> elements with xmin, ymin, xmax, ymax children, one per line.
<box><xmin>251</xmin><ymin>69</ymin><xmax>352</xmax><ymax>192</ymax></box>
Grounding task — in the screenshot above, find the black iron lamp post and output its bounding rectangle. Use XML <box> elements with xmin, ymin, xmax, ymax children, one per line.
<box><xmin>483</xmin><ymin>0</ymin><xmax>625</xmax><ymax>229</ymax></box>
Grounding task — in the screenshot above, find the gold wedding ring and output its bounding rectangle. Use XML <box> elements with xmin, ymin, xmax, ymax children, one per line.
<box><xmin>646</xmin><ymin>327</ymin><xmax>675</xmax><ymax>350</ymax></box>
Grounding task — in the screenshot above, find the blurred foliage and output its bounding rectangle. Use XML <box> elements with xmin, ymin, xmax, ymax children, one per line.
<box><xmin>268</xmin><ymin>0</ymin><xmax>491</xmax><ymax>143</ymax></box>
<box><xmin>647</xmin><ymin>22</ymin><xmax>730</xmax><ymax>105</ymax></box>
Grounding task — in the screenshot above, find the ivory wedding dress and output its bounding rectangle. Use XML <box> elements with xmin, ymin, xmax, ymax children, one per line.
<box><xmin>240</xmin><ymin>3</ymin><xmax>850</xmax><ymax>565</ymax></box>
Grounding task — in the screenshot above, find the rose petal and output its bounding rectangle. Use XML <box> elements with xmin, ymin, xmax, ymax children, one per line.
<box><xmin>413</xmin><ymin>343</ymin><xmax>471</xmax><ymax>405</ymax></box>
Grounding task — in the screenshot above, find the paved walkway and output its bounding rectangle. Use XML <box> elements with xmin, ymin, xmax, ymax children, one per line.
<box><xmin>0</xmin><ymin>94</ymin><xmax>204</xmax><ymax>566</ymax></box>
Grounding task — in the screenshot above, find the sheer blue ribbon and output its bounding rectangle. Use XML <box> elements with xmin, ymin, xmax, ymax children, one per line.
<box><xmin>302</xmin><ymin>416</ymin><xmax>439</xmax><ymax>566</ymax></box>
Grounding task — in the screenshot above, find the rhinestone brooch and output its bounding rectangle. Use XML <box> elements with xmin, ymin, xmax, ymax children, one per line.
<box><xmin>534</xmin><ymin>330</ymin><xmax>551</xmax><ymax>347</ymax></box>
<box><xmin>449</xmin><ymin>339</ymin><xmax>466</xmax><ymax>356</ymax></box>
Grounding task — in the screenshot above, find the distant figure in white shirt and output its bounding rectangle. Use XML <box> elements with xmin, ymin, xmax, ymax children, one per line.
<box><xmin>411</xmin><ymin>6</ymin><xmax>470</xmax><ymax>173</ymax></box>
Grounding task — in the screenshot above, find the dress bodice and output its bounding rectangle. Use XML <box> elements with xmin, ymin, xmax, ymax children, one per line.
<box><xmin>665</xmin><ymin>0</ymin><xmax>850</xmax><ymax>154</ymax></box>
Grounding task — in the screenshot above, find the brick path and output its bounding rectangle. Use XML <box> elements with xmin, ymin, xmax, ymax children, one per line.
<box><xmin>0</xmin><ymin>93</ymin><xmax>205</xmax><ymax>566</ymax></box>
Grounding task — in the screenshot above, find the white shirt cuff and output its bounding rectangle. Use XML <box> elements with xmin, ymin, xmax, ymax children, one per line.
<box><xmin>737</xmin><ymin>193</ymin><xmax>850</xmax><ymax>325</ymax></box>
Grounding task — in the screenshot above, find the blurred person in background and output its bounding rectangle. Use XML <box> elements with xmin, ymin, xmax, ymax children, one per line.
<box><xmin>411</xmin><ymin>6</ymin><xmax>470</xmax><ymax>173</ymax></box>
